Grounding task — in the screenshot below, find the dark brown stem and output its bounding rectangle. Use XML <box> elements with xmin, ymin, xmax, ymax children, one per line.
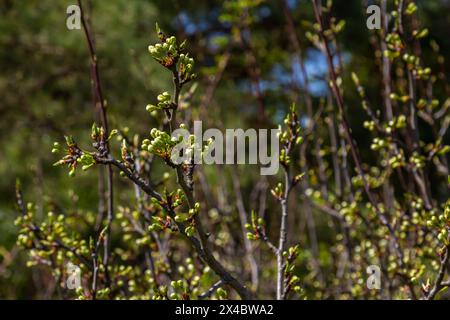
<box><xmin>77</xmin><ymin>0</ymin><xmax>114</xmax><ymax>290</ymax></box>
<box><xmin>198</xmin><ymin>280</ymin><xmax>224</xmax><ymax>300</ymax></box>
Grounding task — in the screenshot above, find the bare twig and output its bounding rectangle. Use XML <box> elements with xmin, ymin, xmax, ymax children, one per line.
<box><xmin>198</xmin><ymin>280</ymin><xmax>224</xmax><ymax>300</ymax></box>
<box><xmin>77</xmin><ymin>0</ymin><xmax>114</xmax><ymax>290</ymax></box>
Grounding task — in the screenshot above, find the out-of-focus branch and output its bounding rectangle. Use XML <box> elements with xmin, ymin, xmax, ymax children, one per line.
<box><xmin>311</xmin><ymin>0</ymin><xmax>404</xmax><ymax>266</ymax></box>
<box><xmin>232</xmin><ymin>169</ymin><xmax>259</xmax><ymax>290</ymax></box>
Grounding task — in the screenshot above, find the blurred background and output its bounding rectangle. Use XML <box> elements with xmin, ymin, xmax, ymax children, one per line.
<box><xmin>0</xmin><ymin>0</ymin><xmax>449</xmax><ymax>298</ymax></box>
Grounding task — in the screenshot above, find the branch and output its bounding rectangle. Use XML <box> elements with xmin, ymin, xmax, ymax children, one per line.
<box><xmin>276</xmin><ymin>169</ymin><xmax>291</xmax><ymax>300</ymax></box>
<box><xmin>95</xmin><ymin>156</ymin><xmax>253</xmax><ymax>299</ymax></box>
<box><xmin>275</xmin><ymin>114</ymin><xmax>300</xmax><ymax>300</ymax></box>
<box><xmin>198</xmin><ymin>280</ymin><xmax>224</xmax><ymax>300</ymax></box>
<box><xmin>77</xmin><ymin>0</ymin><xmax>114</xmax><ymax>290</ymax></box>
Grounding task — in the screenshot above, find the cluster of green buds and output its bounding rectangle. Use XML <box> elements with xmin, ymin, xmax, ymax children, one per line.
<box><xmin>146</xmin><ymin>91</ymin><xmax>173</xmax><ymax>113</ymax></box>
<box><xmin>177</xmin><ymin>258</ymin><xmax>198</xmax><ymax>280</ymax></box>
<box><xmin>270</xmin><ymin>182</ymin><xmax>284</xmax><ymax>200</ymax></box>
<box><xmin>53</xmin><ymin>124</ymin><xmax>118</xmax><ymax>176</ymax></box>
<box><xmin>305</xmin><ymin>0</ymin><xmax>345</xmax><ymax>44</ymax></box>
<box><xmin>91</xmin><ymin>122</ymin><xmax>117</xmax><ymax>155</ymax></box>
<box><xmin>270</xmin><ymin>173</ymin><xmax>304</xmax><ymax>201</ymax></box>
<box><xmin>166</xmin><ymin>188</ymin><xmax>186</xmax><ymax>209</ymax></box>
<box><xmin>352</xmin><ymin>73</ymin><xmax>410</xmax><ymax>138</ymax></box>
<box><xmin>388</xmin><ymin>150</ymin><xmax>406</xmax><ymax>169</ymax></box>
<box><xmin>329</xmin><ymin>17</ymin><xmax>346</xmax><ymax>35</ymax></box>
<box><xmin>417</xmin><ymin>98</ymin><xmax>440</xmax><ymax>111</ymax></box>
<box><xmin>337</xmin><ymin>201</ymin><xmax>359</xmax><ymax>224</ymax></box>
<box><xmin>169</xmin><ymin>262</ymin><xmax>218</xmax><ymax>300</ymax></box>
<box><xmin>148</xmin><ymin>189</ymin><xmax>186</xmax><ymax>214</ymax></box>
<box><xmin>401</xmin><ymin>52</ymin><xmax>433</xmax><ymax>80</ymax></box>
<box><xmin>370</xmin><ymin>137</ymin><xmax>388</xmax><ymax>151</ymax></box>
<box><xmin>15</xmin><ymin>202</ymin><xmax>91</xmax><ymax>275</ymax></box>
<box><xmin>153</xmin><ymin>285</ymin><xmax>170</xmax><ymax>300</ymax></box>
<box><xmin>305</xmin><ymin>30</ymin><xmax>320</xmax><ymax>48</ymax></box>
<box><xmin>52</xmin><ymin>136</ymin><xmax>84</xmax><ymax>177</ymax></box>
<box><xmin>178</xmin><ymin>53</ymin><xmax>195</xmax><ymax>83</ymax></box>
<box><xmin>408</xmin><ymin>265</ymin><xmax>426</xmax><ymax>285</ymax></box>
<box><xmin>389</xmin><ymin>115</ymin><xmax>407</xmax><ymax>130</ymax></box>
<box><xmin>409</xmin><ymin>152</ymin><xmax>426</xmax><ymax>169</ymax></box>
<box><xmin>410</xmin><ymin>197</ymin><xmax>426</xmax><ymax>215</ymax></box>
<box><xmin>363</xmin><ymin>120</ymin><xmax>376</xmax><ymax>132</ymax></box>
<box><xmin>412</xmin><ymin>28</ymin><xmax>429</xmax><ymax>40</ymax></box>
<box><xmin>389</xmin><ymin>92</ymin><xmax>411</xmax><ymax>103</ymax></box>
<box><xmin>416</xmin><ymin>65</ymin><xmax>432</xmax><ymax>80</ymax></box>
<box><xmin>120</xmin><ymin>139</ymin><xmax>134</xmax><ymax>170</ymax></box>
<box><xmin>176</xmin><ymin>131</ymin><xmax>214</xmax><ymax>168</ymax></box>
<box><xmin>283</xmin><ymin>245</ymin><xmax>303</xmax><ymax>297</ymax></box>
<box><xmin>113</xmin><ymin>265</ymin><xmax>136</xmax><ymax>289</ymax></box>
<box><xmin>305</xmin><ymin>188</ymin><xmax>323</xmax><ymax>203</ymax></box>
<box><xmin>384</xmin><ymin>33</ymin><xmax>402</xmax><ymax>60</ymax></box>
<box><xmin>15</xmin><ymin>201</ymin><xmax>36</xmax><ymax>249</ymax></box>
<box><xmin>402</xmin><ymin>53</ymin><xmax>421</xmax><ymax>70</ymax></box>
<box><xmin>148</xmin><ymin>23</ymin><xmax>195</xmax><ymax>83</ymax></box>
<box><xmin>426</xmin><ymin>201</ymin><xmax>450</xmax><ymax>245</ymax></box>
<box><xmin>405</xmin><ymin>1</ymin><xmax>417</xmax><ymax>15</ymax></box>
<box><xmin>356</xmin><ymin>167</ymin><xmax>386</xmax><ymax>189</ymax></box>
<box><xmin>142</xmin><ymin>128</ymin><xmax>183</xmax><ymax>165</ymax></box>
<box><xmin>77</xmin><ymin>153</ymin><xmax>96</xmax><ymax>172</ymax></box>
<box><xmin>428</xmin><ymin>141</ymin><xmax>450</xmax><ymax>158</ymax></box>
<box><xmin>153</xmin><ymin>258</ymin><xmax>208</xmax><ymax>300</ymax></box>
<box><xmin>277</xmin><ymin>105</ymin><xmax>302</xmax><ymax>167</ymax></box>
<box><xmin>215</xmin><ymin>287</ymin><xmax>228</xmax><ymax>300</ymax></box>
<box><xmin>146</xmin><ymin>190</ymin><xmax>192</xmax><ymax>235</ymax></box>
<box><xmin>148</xmin><ymin>24</ymin><xmax>180</xmax><ymax>69</ymax></box>
<box><xmin>279</xmin><ymin>148</ymin><xmax>291</xmax><ymax>167</ymax></box>
<box><xmin>174</xmin><ymin>202</ymin><xmax>200</xmax><ymax>237</ymax></box>
<box><xmin>405</xmin><ymin>198</ymin><xmax>431</xmax><ymax>237</ymax></box>
<box><xmin>148</xmin><ymin>215</ymin><xmax>176</xmax><ymax>233</ymax></box>
<box><xmin>92</xmin><ymin>288</ymin><xmax>110</xmax><ymax>300</ymax></box>
<box><xmin>169</xmin><ymin>279</ymin><xmax>190</xmax><ymax>300</ymax></box>
<box><xmin>175</xmin><ymin>202</ymin><xmax>200</xmax><ymax>223</ymax></box>
<box><xmin>245</xmin><ymin>210</ymin><xmax>266</xmax><ymax>241</ymax></box>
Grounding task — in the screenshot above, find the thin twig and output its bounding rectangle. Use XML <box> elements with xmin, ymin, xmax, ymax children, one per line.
<box><xmin>77</xmin><ymin>1</ymin><xmax>114</xmax><ymax>290</ymax></box>
<box><xmin>198</xmin><ymin>280</ymin><xmax>224</xmax><ymax>300</ymax></box>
